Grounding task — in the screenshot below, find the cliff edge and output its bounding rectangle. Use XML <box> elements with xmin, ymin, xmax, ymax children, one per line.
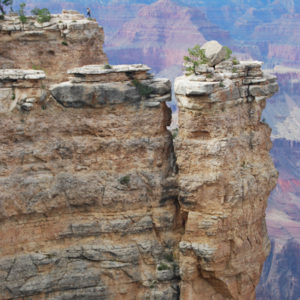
<box><xmin>0</xmin><ymin>12</ymin><xmax>278</xmax><ymax>300</ymax></box>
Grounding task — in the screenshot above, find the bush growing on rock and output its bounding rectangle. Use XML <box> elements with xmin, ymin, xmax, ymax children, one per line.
<box><xmin>183</xmin><ymin>44</ymin><xmax>208</xmax><ymax>75</ymax></box>
<box><xmin>18</xmin><ymin>2</ymin><xmax>27</xmax><ymax>25</ymax></box>
<box><xmin>31</xmin><ymin>7</ymin><xmax>51</xmax><ymax>23</ymax></box>
<box><xmin>132</xmin><ymin>79</ymin><xmax>153</xmax><ymax>98</ymax></box>
<box><xmin>224</xmin><ymin>46</ymin><xmax>232</xmax><ymax>59</ymax></box>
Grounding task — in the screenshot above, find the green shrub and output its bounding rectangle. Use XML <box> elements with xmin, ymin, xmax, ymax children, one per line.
<box><xmin>157</xmin><ymin>263</ymin><xmax>170</xmax><ymax>271</ymax></box>
<box><xmin>104</xmin><ymin>64</ymin><xmax>112</xmax><ymax>69</ymax></box>
<box><xmin>18</xmin><ymin>2</ymin><xmax>27</xmax><ymax>25</ymax></box>
<box><xmin>219</xmin><ymin>81</ymin><xmax>225</xmax><ymax>88</ymax></box>
<box><xmin>119</xmin><ymin>175</ymin><xmax>130</xmax><ymax>186</ymax></box>
<box><xmin>132</xmin><ymin>79</ymin><xmax>153</xmax><ymax>98</ymax></box>
<box><xmin>61</xmin><ymin>40</ymin><xmax>68</xmax><ymax>46</ymax></box>
<box><xmin>206</xmin><ymin>73</ymin><xmax>213</xmax><ymax>78</ymax></box>
<box><xmin>11</xmin><ymin>89</ymin><xmax>15</xmax><ymax>100</ymax></box>
<box><xmin>224</xmin><ymin>46</ymin><xmax>232</xmax><ymax>59</ymax></box>
<box><xmin>232</xmin><ymin>57</ymin><xmax>239</xmax><ymax>65</ymax></box>
<box><xmin>183</xmin><ymin>44</ymin><xmax>208</xmax><ymax>75</ymax></box>
<box><xmin>164</xmin><ymin>252</ymin><xmax>174</xmax><ymax>262</ymax></box>
<box><xmin>31</xmin><ymin>7</ymin><xmax>51</xmax><ymax>23</ymax></box>
<box><xmin>232</xmin><ymin>67</ymin><xmax>238</xmax><ymax>73</ymax></box>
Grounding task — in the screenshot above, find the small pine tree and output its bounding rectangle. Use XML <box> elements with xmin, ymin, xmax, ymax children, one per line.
<box><xmin>183</xmin><ymin>45</ymin><xmax>208</xmax><ymax>75</ymax></box>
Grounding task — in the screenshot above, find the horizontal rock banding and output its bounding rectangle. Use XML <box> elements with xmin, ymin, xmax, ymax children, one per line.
<box><xmin>0</xmin><ymin>64</ymin><xmax>183</xmax><ymax>299</ymax></box>
<box><xmin>175</xmin><ymin>56</ymin><xmax>278</xmax><ymax>299</ymax></box>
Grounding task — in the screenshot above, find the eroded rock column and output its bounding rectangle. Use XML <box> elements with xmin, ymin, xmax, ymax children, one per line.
<box><xmin>175</xmin><ymin>60</ymin><xmax>278</xmax><ymax>300</ymax></box>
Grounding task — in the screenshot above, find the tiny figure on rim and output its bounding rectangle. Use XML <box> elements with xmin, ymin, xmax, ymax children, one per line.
<box><xmin>87</xmin><ymin>7</ymin><xmax>91</xmax><ymax>18</ymax></box>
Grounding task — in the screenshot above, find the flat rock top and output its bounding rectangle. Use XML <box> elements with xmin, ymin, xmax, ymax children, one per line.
<box><xmin>68</xmin><ymin>64</ymin><xmax>151</xmax><ymax>75</ymax></box>
<box><xmin>240</xmin><ymin>60</ymin><xmax>263</xmax><ymax>68</ymax></box>
<box><xmin>0</xmin><ymin>10</ymin><xmax>99</xmax><ymax>31</ymax></box>
<box><xmin>0</xmin><ymin>69</ymin><xmax>46</xmax><ymax>80</ymax></box>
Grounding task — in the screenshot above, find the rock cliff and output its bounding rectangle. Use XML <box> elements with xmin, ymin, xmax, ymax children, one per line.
<box><xmin>0</xmin><ymin>10</ymin><xmax>107</xmax><ymax>83</ymax></box>
<box><xmin>0</xmin><ymin>12</ymin><xmax>278</xmax><ymax>300</ymax></box>
<box><xmin>175</xmin><ymin>57</ymin><xmax>278</xmax><ymax>299</ymax></box>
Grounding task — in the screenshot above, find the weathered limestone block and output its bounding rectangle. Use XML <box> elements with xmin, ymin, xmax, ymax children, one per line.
<box><xmin>201</xmin><ymin>40</ymin><xmax>229</xmax><ymax>67</ymax></box>
<box><xmin>0</xmin><ymin>69</ymin><xmax>45</xmax><ymax>113</ymax></box>
<box><xmin>0</xmin><ymin>64</ymin><xmax>181</xmax><ymax>299</ymax></box>
<box><xmin>0</xmin><ymin>11</ymin><xmax>107</xmax><ymax>83</ymax></box>
<box><xmin>175</xmin><ymin>60</ymin><xmax>278</xmax><ymax>300</ymax></box>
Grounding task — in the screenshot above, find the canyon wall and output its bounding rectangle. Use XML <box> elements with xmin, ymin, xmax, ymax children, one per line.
<box><xmin>175</xmin><ymin>59</ymin><xmax>278</xmax><ymax>299</ymax></box>
<box><xmin>0</xmin><ymin>12</ymin><xmax>279</xmax><ymax>300</ymax></box>
<box><xmin>0</xmin><ymin>64</ymin><xmax>183</xmax><ymax>299</ymax></box>
<box><xmin>0</xmin><ymin>10</ymin><xmax>107</xmax><ymax>83</ymax></box>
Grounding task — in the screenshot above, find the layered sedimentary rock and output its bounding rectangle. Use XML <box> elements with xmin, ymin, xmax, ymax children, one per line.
<box><xmin>0</xmin><ymin>10</ymin><xmax>280</xmax><ymax>299</ymax></box>
<box><xmin>0</xmin><ymin>65</ymin><xmax>182</xmax><ymax>299</ymax></box>
<box><xmin>175</xmin><ymin>58</ymin><xmax>278</xmax><ymax>299</ymax></box>
<box><xmin>0</xmin><ymin>10</ymin><xmax>107</xmax><ymax>83</ymax></box>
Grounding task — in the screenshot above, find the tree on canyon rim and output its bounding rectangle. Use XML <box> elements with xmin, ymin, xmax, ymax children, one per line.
<box><xmin>0</xmin><ymin>0</ymin><xmax>13</xmax><ymax>15</ymax></box>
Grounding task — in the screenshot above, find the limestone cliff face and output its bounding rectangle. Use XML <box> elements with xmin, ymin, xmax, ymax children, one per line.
<box><xmin>0</xmin><ymin>65</ymin><xmax>183</xmax><ymax>299</ymax></box>
<box><xmin>175</xmin><ymin>60</ymin><xmax>278</xmax><ymax>299</ymax></box>
<box><xmin>0</xmin><ymin>10</ymin><xmax>107</xmax><ymax>83</ymax></box>
<box><xmin>0</xmin><ymin>13</ymin><xmax>279</xmax><ymax>300</ymax></box>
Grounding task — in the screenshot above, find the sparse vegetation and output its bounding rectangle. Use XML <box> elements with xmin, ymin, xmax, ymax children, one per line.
<box><xmin>171</xmin><ymin>128</ymin><xmax>178</xmax><ymax>139</ymax></box>
<box><xmin>18</xmin><ymin>2</ymin><xmax>27</xmax><ymax>25</ymax></box>
<box><xmin>219</xmin><ymin>81</ymin><xmax>225</xmax><ymax>88</ymax></box>
<box><xmin>157</xmin><ymin>263</ymin><xmax>170</xmax><ymax>271</ymax></box>
<box><xmin>31</xmin><ymin>7</ymin><xmax>51</xmax><ymax>23</ymax></box>
<box><xmin>183</xmin><ymin>44</ymin><xmax>208</xmax><ymax>75</ymax></box>
<box><xmin>119</xmin><ymin>175</ymin><xmax>130</xmax><ymax>186</ymax></box>
<box><xmin>224</xmin><ymin>46</ymin><xmax>232</xmax><ymax>59</ymax></box>
<box><xmin>132</xmin><ymin>79</ymin><xmax>153</xmax><ymax>98</ymax></box>
<box><xmin>232</xmin><ymin>57</ymin><xmax>239</xmax><ymax>65</ymax></box>
<box><xmin>32</xmin><ymin>64</ymin><xmax>42</xmax><ymax>70</ymax></box>
<box><xmin>104</xmin><ymin>64</ymin><xmax>112</xmax><ymax>69</ymax></box>
<box><xmin>164</xmin><ymin>252</ymin><xmax>174</xmax><ymax>262</ymax></box>
<box><xmin>232</xmin><ymin>67</ymin><xmax>238</xmax><ymax>73</ymax></box>
<box><xmin>206</xmin><ymin>73</ymin><xmax>213</xmax><ymax>79</ymax></box>
<box><xmin>61</xmin><ymin>40</ymin><xmax>68</xmax><ymax>46</ymax></box>
<box><xmin>11</xmin><ymin>89</ymin><xmax>15</xmax><ymax>100</ymax></box>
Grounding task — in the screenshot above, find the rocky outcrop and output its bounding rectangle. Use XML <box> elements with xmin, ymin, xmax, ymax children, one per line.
<box><xmin>175</xmin><ymin>58</ymin><xmax>278</xmax><ymax>299</ymax></box>
<box><xmin>106</xmin><ymin>0</ymin><xmax>229</xmax><ymax>73</ymax></box>
<box><xmin>0</xmin><ymin>10</ymin><xmax>279</xmax><ymax>299</ymax></box>
<box><xmin>0</xmin><ymin>65</ymin><xmax>183</xmax><ymax>299</ymax></box>
<box><xmin>0</xmin><ymin>10</ymin><xmax>107</xmax><ymax>83</ymax></box>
